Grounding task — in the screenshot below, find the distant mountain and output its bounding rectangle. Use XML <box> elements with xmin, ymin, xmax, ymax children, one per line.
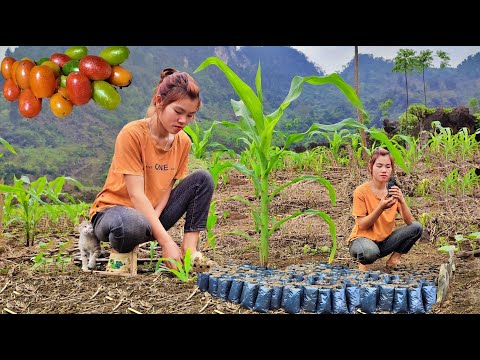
<box><xmin>1</xmin><ymin>46</ymin><xmax>480</xmax><ymax>188</ymax></box>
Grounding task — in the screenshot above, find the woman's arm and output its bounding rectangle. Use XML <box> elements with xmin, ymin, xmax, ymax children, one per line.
<box><xmin>389</xmin><ymin>185</ymin><xmax>414</xmax><ymax>224</ymax></box>
<box><xmin>356</xmin><ymin>195</ymin><xmax>397</xmax><ymax>230</ymax></box>
<box><xmin>154</xmin><ymin>180</ymin><xmax>175</xmax><ymax>218</ymax></box>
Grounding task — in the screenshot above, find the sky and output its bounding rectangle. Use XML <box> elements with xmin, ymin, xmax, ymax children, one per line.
<box><xmin>2</xmin><ymin>46</ymin><xmax>480</xmax><ymax>74</ymax></box>
<box><xmin>293</xmin><ymin>46</ymin><xmax>480</xmax><ymax>73</ymax></box>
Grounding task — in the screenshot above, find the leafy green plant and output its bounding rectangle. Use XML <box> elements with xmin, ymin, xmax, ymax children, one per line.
<box><xmin>456</xmin><ymin>127</ymin><xmax>480</xmax><ymax>161</ymax></box>
<box><xmin>318</xmin><ymin>129</ymin><xmax>350</xmax><ymax>165</ymax></box>
<box><xmin>460</xmin><ymin>168</ymin><xmax>480</xmax><ymax>196</ymax></box>
<box><xmin>155</xmin><ymin>248</ymin><xmax>194</xmax><ymax>282</ymax></box>
<box><xmin>437</xmin><ymin>245</ymin><xmax>457</xmax><ymax>253</ymax></box>
<box><xmin>467</xmin><ymin>232</ymin><xmax>480</xmax><ymax>254</ymax></box>
<box><xmin>183</xmin><ymin>120</ymin><xmax>227</xmax><ymax>160</ymax></box>
<box><xmin>431</xmin><ymin>121</ymin><xmax>457</xmax><ymax>160</ymax></box>
<box><xmin>31</xmin><ymin>241</ymin><xmax>55</xmax><ymax>271</ymax></box>
<box><xmin>194</xmin><ymin>56</ymin><xmax>369</xmax><ymax>266</ymax></box>
<box><xmin>0</xmin><ymin>136</ymin><xmax>16</xmax><ymax>237</ymax></box>
<box><xmin>320</xmin><ymin>245</ymin><xmax>331</xmax><ymax>253</ymax></box>
<box><xmin>442</xmin><ymin>169</ymin><xmax>459</xmax><ymax>196</ymax></box>
<box><xmin>54</xmin><ymin>240</ymin><xmax>73</xmax><ymax>271</ymax></box>
<box><xmin>149</xmin><ymin>241</ymin><xmax>157</xmax><ymax>266</ymax></box>
<box><xmin>2</xmin><ymin>191</ymin><xmax>14</xmax><ymax>228</ymax></box>
<box><xmin>454</xmin><ymin>234</ymin><xmax>466</xmax><ymax>251</ymax></box>
<box><xmin>303</xmin><ymin>244</ymin><xmax>318</xmax><ymax>255</ymax></box>
<box><xmin>0</xmin><ymin>175</ymin><xmax>82</xmax><ymax>246</ymax></box>
<box><xmin>207</xmin><ymin>150</ymin><xmax>236</xmax><ymax>190</ymax></box>
<box><xmin>391</xmin><ymin>133</ymin><xmax>425</xmax><ymax>171</ymax></box>
<box><xmin>31</xmin><ymin>240</ymin><xmax>72</xmax><ymax>272</ymax></box>
<box><xmin>0</xmin><ymin>136</ymin><xmax>16</xmax><ymax>158</ymax></box>
<box><xmin>346</xmin><ymin>133</ymin><xmax>366</xmax><ymax>166</ymax></box>
<box><xmin>378</xmin><ymin>98</ymin><xmax>393</xmax><ymax>118</ymax></box>
<box><xmin>416</xmin><ymin>178</ymin><xmax>431</xmax><ymax>197</ymax></box>
<box><xmin>206</xmin><ymin>200</ymin><xmax>219</xmax><ymax>253</ymax></box>
<box><xmin>418</xmin><ymin>212</ymin><xmax>431</xmax><ymax>228</ymax></box>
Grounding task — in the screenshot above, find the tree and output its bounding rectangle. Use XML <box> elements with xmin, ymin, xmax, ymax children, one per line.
<box><xmin>468</xmin><ymin>98</ymin><xmax>479</xmax><ymax>114</ymax></box>
<box><xmin>436</xmin><ymin>50</ymin><xmax>451</xmax><ymax>108</ymax></box>
<box><xmin>378</xmin><ymin>98</ymin><xmax>394</xmax><ymax>118</ymax></box>
<box><xmin>392</xmin><ymin>49</ymin><xmax>417</xmax><ymax>119</ymax></box>
<box><xmin>415</xmin><ymin>50</ymin><xmax>434</xmax><ymax>107</ymax></box>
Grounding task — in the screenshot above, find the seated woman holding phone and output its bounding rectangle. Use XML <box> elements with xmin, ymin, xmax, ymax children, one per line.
<box><xmin>346</xmin><ymin>147</ymin><xmax>423</xmax><ymax>272</ymax></box>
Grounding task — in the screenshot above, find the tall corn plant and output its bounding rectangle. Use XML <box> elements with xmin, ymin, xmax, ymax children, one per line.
<box><xmin>194</xmin><ymin>57</ymin><xmax>369</xmax><ymax>266</ymax></box>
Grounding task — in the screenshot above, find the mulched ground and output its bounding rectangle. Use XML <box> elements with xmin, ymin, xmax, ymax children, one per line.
<box><xmin>1</xmin><ymin>153</ymin><xmax>479</xmax><ymax>315</ymax></box>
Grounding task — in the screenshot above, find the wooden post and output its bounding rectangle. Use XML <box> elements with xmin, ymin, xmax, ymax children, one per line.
<box><xmin>354</xmin><ymin>46</ymin><xmax>369</xmax><ymax>162</ymax></box>
<box><xmin>436</xmin><ymin>249</ymin><xmax>455</xmax><ymax>304</ymax></box>
<box><xmin>436</xmin><ymin>263</ymin><xmax>449</xmax><ymax>304</ymax></box>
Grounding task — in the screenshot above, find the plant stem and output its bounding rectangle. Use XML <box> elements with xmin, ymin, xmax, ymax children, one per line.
<box><xmin>259</xmin><ymin>175</ymin><xmax>270</xmax><ymax>266</ymax></box>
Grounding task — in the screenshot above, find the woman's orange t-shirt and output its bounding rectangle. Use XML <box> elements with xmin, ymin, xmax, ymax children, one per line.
<box><xmin>89</xmin><ymin>118</ymin><xmax>191</xmax><ymax>219</ymax></box>
<box><xmin>347</xmin><ymin>182</ymin><xmax>400</xmax><ymax>243</ymax></box>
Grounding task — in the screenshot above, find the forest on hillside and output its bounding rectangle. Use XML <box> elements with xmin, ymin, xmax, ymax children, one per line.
<box><xmin>1</xmin><ymin>45</ymin><xmax>480</xmax><ymax>188</ymax></box>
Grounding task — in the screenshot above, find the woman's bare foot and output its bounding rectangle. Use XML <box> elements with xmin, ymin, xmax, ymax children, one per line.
<box><xmin>385</xmin><ymin>252</ymin><xmax>402</xmax><ymax>268</ymax></box>
<box><xmin>358</xmin><ymin>264</ymin><xmax>369</xmax><ymax>271</ymax></box>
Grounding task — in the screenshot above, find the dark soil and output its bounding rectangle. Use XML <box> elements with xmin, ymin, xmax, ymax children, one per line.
<box><xmin>1</xmin><ymin>156</ymin><xmax>479</xmax><ymax>315</ymax></box>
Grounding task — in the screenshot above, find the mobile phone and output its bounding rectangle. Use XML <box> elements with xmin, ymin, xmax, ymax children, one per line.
<box><xmin>387</xmin><ymin>178</ymin><xmax>397</xmax><ymax>197</ymax></box>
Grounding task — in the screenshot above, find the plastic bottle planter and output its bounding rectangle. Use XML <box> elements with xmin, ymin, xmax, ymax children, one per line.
<box><xmin>197</xmin><ymin>262</ymin><xmax>438</xmax><ymax>314</ymax></box>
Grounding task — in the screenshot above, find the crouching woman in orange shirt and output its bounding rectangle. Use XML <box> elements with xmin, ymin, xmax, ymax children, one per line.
<box><xmin>347</xmin><ymin>147</ymin><xmax>422</xmax><ymax>271</ymax></box>
<box><xmin>89</xmin><ymin>68</ymin><xmax>214</xmax><ymax>272</ymax></box>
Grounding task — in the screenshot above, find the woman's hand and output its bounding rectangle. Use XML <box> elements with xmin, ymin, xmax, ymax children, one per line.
<box><xmin>380</xmin><ymin>193</ymin><xmax>397</xmax><ymax>210</ymax></box>
<box><xmin>388</xmin><ymin>185</ymin><xmax>405</xmax><ymax>205</ymax></box>
<box><xmin>161</xmin><ymin>239</ymin><xmax>183</xmax><ymax>270</ymax></box>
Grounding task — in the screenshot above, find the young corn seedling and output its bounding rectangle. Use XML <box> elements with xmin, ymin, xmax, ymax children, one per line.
<box><xmin>55</xmin><ymin>240</ymin><xmax>73</xmax><ymax>272</ymax></box>
<box><xmin>455</xmin><ymin>127</ymin><xmax>480</xmax><ymax>161</ymax></box>
<box><xmin>442</xmin><ymin>169</ymin><xmax>459</xmax><ymax>196</ymax></box>
<box><xmin>149</xmin><ymin>241</ymin><xmax>157</xmax><ymax>266</ymax></box>
<box><xmin>0</xmin><ymin>175</ymin><xmax>82</xmax><ymax>246</ymax></box>
<box><xmin>194</xmin><ymin>56</ymin><xmax>372</xmax><ymax>266</ymax></box>
<box><xmin>460</xmin><ymin>168</ymin><xmax>480</xmax><ymax>196</ymax></box>
<box><xmin>206</xmin><ymin>200</ymin><xmax>219</xmax><ymax>254</ymax></box>
<box><xmin>31</xmin><ymin>240</ymin><xmax>55</xmax><ymax>272</ymax></box>
<box><xmin>183</xmin><ymin>120</ymin><xmax>227</xmax><ymax>160</ymax></box>
<box><xmin>155</xmin><ymin>248</ymin><xmax>194</xmax><ymax>282</ymax></box>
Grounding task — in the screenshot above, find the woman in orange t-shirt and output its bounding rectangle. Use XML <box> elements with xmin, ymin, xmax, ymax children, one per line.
<box><xmin>347</xmin><ymin>147</ymin><xmax>422</xmax><ymax>271</ymax></box>
<box><xmin>89</xmin><ymin>68</ymin><xmax>214</xmax><ymax>271</ymax></box>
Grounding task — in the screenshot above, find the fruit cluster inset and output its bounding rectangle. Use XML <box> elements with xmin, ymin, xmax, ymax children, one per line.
<box><xmin>1</xmin><ymin>46</ymin><xmax>132</xmax><ymax>118</ymax></box>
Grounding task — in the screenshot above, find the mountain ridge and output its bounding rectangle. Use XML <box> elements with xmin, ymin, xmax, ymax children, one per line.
<box><xmin>1</xmin><ymin>46</ymin><xmax>479</xmax><ymax>187</ymax></box>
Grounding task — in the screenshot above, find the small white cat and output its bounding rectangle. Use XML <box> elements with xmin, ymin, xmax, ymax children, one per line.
<box><xmin>78</xmin><ymin>220</ymin><xmax>101</xmax><ymax>272</ymax></box>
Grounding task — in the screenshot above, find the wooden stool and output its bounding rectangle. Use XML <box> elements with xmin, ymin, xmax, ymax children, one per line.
<box><xmin>93</xmin><ymin>245</ymin><xmax>138</xmax><ymax>277</ymax></box>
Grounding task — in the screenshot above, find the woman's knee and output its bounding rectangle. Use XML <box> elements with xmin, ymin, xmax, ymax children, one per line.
<box><xmin>360</xmin><ymin>250</ymin><xmax>380</xmax><ymax>264</ymax></box>
<box><xmin>191</xmin><ymin>169</ymin><xmax>214</xmax><ymax>193</ymax></box>
<box><xmin>119</xmin><ymin>207</ymin><xmax>150</xmax><ymax>239</ymax></box>
<box><xmin>97</xmin><ymin>207</ymin><xmax>149</xmax><ymax>248</ymax></box>
<box><xmin>409</xmin><ymin>221</ymin><xmax>423</xmax><ymax>237</ymax></box>
<box><xmin>350</xmin><ymin>239</ymin><xmax>380</xmax><ymax>264</ymax></box>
